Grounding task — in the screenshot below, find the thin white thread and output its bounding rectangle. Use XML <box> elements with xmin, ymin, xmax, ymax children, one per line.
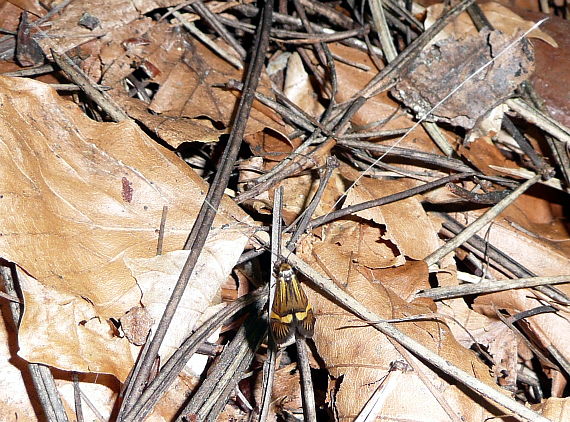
<box><xmin>326</xmin><ymin>18</ymin><xmax>548</xmax><ymax>215</ymax></box>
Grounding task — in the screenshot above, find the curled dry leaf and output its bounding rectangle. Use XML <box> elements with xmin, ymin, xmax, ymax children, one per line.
<box><xmin>454</xmin><ymin>212</ymin><xmax>570</xmax><ymax>371</ymax></box>
<box><xmin>125</xmin><ymin>244</ymin><xmax>241</xmax><ymax>369</ymax></box>
<box><xmin>0</xmin><ymin>76</ymin><xmax>254</xmax><ymax>380</ymax></box>
<box><xmin>425</xmin><ymin>2</ymin><xmax>558</xmax><ymax>47</ymax></box>
<box><xmin>296</xmin><ymin>170</ymin><xmax>499</xmax><ymax>420</ymax></box>
<box><xmin>298</xmin><ymin>240</ymin><xmax>497</xmax><ymax>421</ymax></box>
<box><xmin>283</xmin><ymin>52</ymin><xmax>324</xmax><ymax>118</ymax></box>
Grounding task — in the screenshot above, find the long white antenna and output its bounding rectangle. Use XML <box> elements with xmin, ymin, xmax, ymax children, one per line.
<box><xmin>328</xmin><ymin>18</ymin><xmax>548</xmax><ymax>214</ymax></box>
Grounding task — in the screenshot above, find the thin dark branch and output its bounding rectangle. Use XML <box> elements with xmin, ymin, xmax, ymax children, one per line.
<box><xmin>298</xmin><ymin>0</ymin><xmax>355</xmax><ymax>28</ymax></box>
<box><xmin>119</xmin><ymin>0</ymin><xmax>274</xmax><ymax>416</ymax></box>
<box><xmin>337</xmin><ymin>139</ymin><xmax>474</xmax><ymax>172</ymax></box>
<box><xmin>416</xmin><ymin>275</ymin><xmax>570</xmax><ymax>301</ymax></box>
<box><xmin>72</xmin><ymin>373</ymin><xmax>84</xmax><ymax>422</ymax></box>
<box><xmin>189</xmin><ymin>0</ymin><xmax>247</xmax><ymax>59</ymax></box>
<box><xmin>156</xmin><ymin>205</ymin><xmax>168</xmax><ymax>255</ymax></box>
<box><xmin>176</xmin><ymin>306</ymin><xmax>267</xmax><ymax>421</ymax></box>
<box><xmin>121</xmin><ymin>288</ymin><xmax>267</xmax><ymax>420</ymax></box>
<box><xmin>308</xmin><ymin>172</ymin><xmax>475</xmax><ymax>230</ymax></box>
<box><xmin>258</xmin><ymin>188</ymin><xmax>283</xmax><ymax>422</ymax></box>
<box><xmin>51</xmin><ymin>50</ymin><xmax>129</xmax><ymax>122</ymax></box>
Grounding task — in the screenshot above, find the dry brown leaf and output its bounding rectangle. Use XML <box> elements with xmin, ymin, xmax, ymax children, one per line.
<box><xmin>501</xmin><ymin>185</ymin><xmax>565</xmax><ymax>228</ymax></box>
<box><xmin>372</xmin><ymin>260</ymin><xmax>432</xmax><ymax>304</ymax></box>
<box><xmin>295</xmin><ymin>170</ymin><xmax>500</xmax><ymax>420</ymax></box>
<box><xmin>0</xmin><ymin>1</ymin><xmax>22</xmax><ymax>35</ymax></box>
<box><xmin>299</xmin><ymin>238</ymin><xmax>497</xmax><ymax>421</ymax></box>
<box><xmin>6</xmin><ymin>0</ymin><xmax>45</xmax><ymax>16</ymax></box>
<box><xmin>36</xmin><ymin>0</ymin><xmax>184</xmax><ymax>56</ymax></box>
<box><xmin>18</xmin><ymin>267</ymin><xmax>137</xmax><ymax>380</ymax></box>
<box><xmin>533</xmin><ymin>397</ymin><xmax>570</xmax><ymax>421</ymax></box>
<box><xmin>236</xmin><ymin>156</ymin><xmax>273</xmax><ymax>214</ymax></box>
<box><xmin>465</xmin><ymin>103</ymin><xmax>509</xmax><ymax>142</ymax></box>
<box><xmin>325</xmin><ymin>44</ymin><xmax>454</xmax><ymax>166</ymax></box>
<box><xmin>425</xmin><ymin>2</ymin><xmax>558</xmax><ymax>47</ymax></box>
<box><xmin>0</xmin><ymin>76</ymin><xmax>254</xmax><ymax>380</ymax></box>
<box><xmin>491</xmin><ymin>0</ymin><xmax>543</xmax><ymax>12</ymax></box>
<box><xmin>283</xmin><ymin>52</ymin><xmax>324</xmax><ymax>118</ymax></box>
<box><xmin>120</xmin><ymin>96</ymin><xmax>226</xmax><ymax>148</ymax></box>
<box><xmin>452</xmin><ymin>212</ymin><xmax>570</xmax><ymax>371</ymax></box>
<box><xmin>329</xmin><ymin>44</ymin><xmax>424</xmax><ymax>135</ymax></box>
<box><xmin>342</xmin><ymin>166</ymin><xmax>442</xmax><ymax>261</ymax></box>
<box><xmin>145</xmin><ymin>36</ymin><xmax>286</xmax><ymax>137</ymax></box>
<box><xmin>0</xmin><ymin>306</ymin><xmax>38</xmax><ymax>420</ymax></box>
<box><xmin>314</xmin><ymin>219</ymin><xmax>404</xmax><ymax>270</ymax></box>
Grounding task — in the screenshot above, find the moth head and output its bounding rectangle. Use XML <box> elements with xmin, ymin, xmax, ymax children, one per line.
<box><xmin>275</xmin><ymin>262</ymin><xmax>295</xmax><ymax>282</ymax></box>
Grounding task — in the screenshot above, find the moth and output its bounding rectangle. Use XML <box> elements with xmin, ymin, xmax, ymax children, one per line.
<box><xmin>270</xmin><ymin>262</ymin><xmax>316</xmax><ymax>343</ymax></box>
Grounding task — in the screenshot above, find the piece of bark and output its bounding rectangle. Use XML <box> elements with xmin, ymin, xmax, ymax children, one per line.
<box><xmin>16</xmin><ymin>11</ymin><xmax>44</xmax><ymax>67</ymax></box>
<box><xmin>392</xmin><ymin>29</ymin><xmax>534</xmax><ymax>129</ymax></box>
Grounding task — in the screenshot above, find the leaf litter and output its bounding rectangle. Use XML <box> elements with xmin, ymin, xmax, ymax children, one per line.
<box><xmin>0</xmin><ymin>0</ymin><xmax>569</xmax><ymax>421</ymax></box>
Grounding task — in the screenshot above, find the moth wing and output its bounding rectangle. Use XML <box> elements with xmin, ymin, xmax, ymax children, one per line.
<box><xmin>295</xmin><ymin>306</ymin><xmax>315</xmax><ymax>338</ymax></box>
<box><xmin>270</xmin><ymin>317</ymin><xmax>294</xmax><ymax>343</ymax></box>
